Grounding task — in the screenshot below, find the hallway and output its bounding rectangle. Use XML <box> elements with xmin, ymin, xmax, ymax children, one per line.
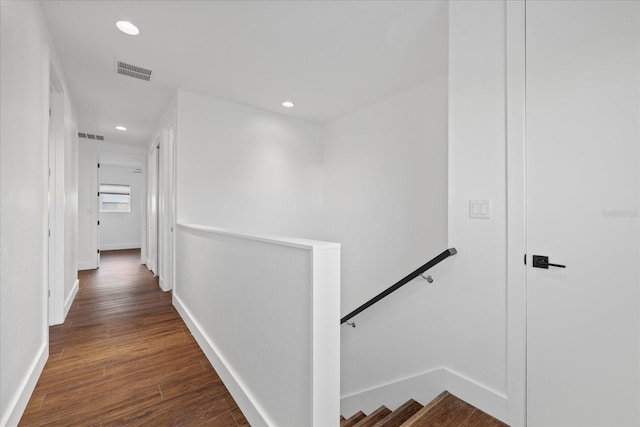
<box><xmin>19</xmin><ymin>250</ymin><xmax>249</xmax><ymax>426</ymax></box>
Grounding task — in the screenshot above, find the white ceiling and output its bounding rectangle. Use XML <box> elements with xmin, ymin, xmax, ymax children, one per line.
<box><xmin>41</xmin><ymin>0</ymin><xmax>449</xmax><ymax>146</ymax></box>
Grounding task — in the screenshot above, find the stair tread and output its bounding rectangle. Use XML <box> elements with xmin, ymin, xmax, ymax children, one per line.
<box><xmin>459</xmin><ymin>408</ymin><xmax>509</xmax><ymax>427</ymax></box>
<box><xmin>352</xmin><ymin>406</ymin><xmax>392</xmax><ymax>427</ymax></box>
<box><xmin>400</xmin><ymin>392</ymin><xmax>475</xmax><ymax>427</ymax></box>
<box><xmin>373</xmin><ymin>399</ymin><xmax>423</xmax><ymax>427</ymax></box>
<box><xmin>343</xmin><ymin>391</ymin><xmax>507</xmax><ymax>427</ymax></box>
<box><xmin>342</xmin><ymin>411</ymin><xmax>366</xmax><ymax>427</ymax></box>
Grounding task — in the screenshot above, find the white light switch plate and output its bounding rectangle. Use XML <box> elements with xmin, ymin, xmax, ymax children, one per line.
<box><xmin>469</xmin><ymin>200</ymin><xmax>491</xmax><ymax>219</ymax></box>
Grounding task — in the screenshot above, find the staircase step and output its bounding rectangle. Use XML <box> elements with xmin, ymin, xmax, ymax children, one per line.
<box><xmin>373</xmin><ymin>399</ymin><xmax>423</xmax><ymax>427</ymax></box>
<box><xmin>459</xmin><ymin>408</ymin><xmax>508</xmax><ymax>426</ymax></box>
<box><xmin>400</xmin><ymin>391</ymin><xmax>475</xmax><ymax>427</ymax></box>
<box><xmin>352</xmin><ymin>406</ymin><xmax>391</xmax><ymax>427</ymax></box>
<box><xmin>342</xmin><ymin>411</ymin><xmax>366</xmax><ymax>427</ymax></box>
<box><xmin>342</xmin><ymin>390</ymin><xmax>507</xmax><ymax>427</ymax></box>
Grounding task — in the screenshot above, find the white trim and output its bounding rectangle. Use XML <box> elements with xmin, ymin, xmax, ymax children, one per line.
<box><xmin>158</xmin><ymin>275</ymin><xmax>168</xmax><ymax>292</ymax></box>
<box><xmin>506</xmin><ymin>0</ymin><xmax>527</xmax><ymax>425</ymax></box>
<box><xmin>92</xmin><ymin>151</ymin><xmax>100</xmax><ymax>269</ymax></box>
<box><xmin>99</xmin><ymin>243</ymin><xmax>142</xmax><ymax>251</ymax></box>
<box><xmin>47</xmin><ymin>81</ymin><xmax>65</xmax><ymax>326</ymax></box>
<box><xmin>0</xmin><ymin>342</ymin><xmax>48</xmax><ymax>427</ymax></box>
<box><xmin>311</xmin><ymin>247</ymin><xmax>341</xmax><ymax>426</ymax></box>
<box><xmin>63</xmin><ymin>279</ymin><xmax>79</xmax><ymax>319</ymax></box>
<box><xmin>339</xmin><ymin>367</ymin><xmax>508</xmax><ymax>423</ymax></box>
<box><xmin>445</xmin><ymin>368</ymin><xmax>508</xmax><ymax>423</ymax></box>
<box><xmin>77</xmin><ymin>261</ymin><xmax>97</xmax><ymax>271</ymax></box>
<box><xmin>173</xmin><ymin>294</ymin><xmax>272</xmax><ymax>427</ymax></box>
<box><xmin>177</xmin><ymin>223</ymin><xmax>340</xmax><ymax>251</ymax></box>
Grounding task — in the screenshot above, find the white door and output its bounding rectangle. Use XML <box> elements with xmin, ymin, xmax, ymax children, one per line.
<box><xmin>97</xmin><ymin>162</ymin><xmax>102</xmax><ymax>267</ymax></box>
<box><xmin>148</xmin><ymin>144</ymin><xmax>159</xmax><ymax>275</ymax></box>
<box><xmin>157</xmin><ymin>143</ymin><xmax>162</xmax><ymax>282</ymax></box>
<box><xmin>47</xmin><ymin>89</ymin><xmax>55</xmax><ymax>322</ymax></box>
<box><xmin>526</xmin><ymin>1</ymin><xmax>639</xmax><ymax>425</ymax></box>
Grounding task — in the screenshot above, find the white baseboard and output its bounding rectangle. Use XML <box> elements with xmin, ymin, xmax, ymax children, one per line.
<box><xmin>173</xmin><ymin>293</ymin><xmax>271</xmax><ymax>426</ymax></box>
<box><xmin>63</xmin><ymin>279</ymin><xmax>79</xmax><ymax>319</ymax></box>
<box><xmin>77</xmin><ymin>260</ymin><xmax>97</xmax><ymax>271</ymax></box>
<box><xmin>99</xmin><ymin>243</ymin><xmax>141</xmax><ymax>251</ymax></box>
<box><xmin>340</xmin><ymin>367</ymin><xmax>507</xmax><ymax>423</ymax></box>
<box><xmin>445</xmin><ymin>368</ymin><xmax>507</xmax><ymax>423</ymax></box>
<box><xmin>1</xmin><ymin>342</ymin><xmax>48</xmax><ymax>427</ymax></box>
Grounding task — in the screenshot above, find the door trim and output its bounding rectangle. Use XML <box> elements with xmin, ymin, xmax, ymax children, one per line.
<box><xmin>48</xmin><ymin>68</ymin><xmax>65</xmax><ymax>325</ymax></box>
<box><xmin>93</xmin><ymin>151</ymin><xmax>148</xmax><ymax>266</ymax></box>
<box><xmin>505</xmin><ymin>0</ymin><xmax>527</xmax><ymax>425</ymax></box>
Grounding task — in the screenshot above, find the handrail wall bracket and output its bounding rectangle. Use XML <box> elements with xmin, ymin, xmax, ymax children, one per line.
<box><xmin>420</xmin><ymin>274</ymin><xmax>434</xmax><ymax>283</ymax></box>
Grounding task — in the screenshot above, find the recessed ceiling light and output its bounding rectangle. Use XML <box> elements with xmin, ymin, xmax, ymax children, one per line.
<box><xmin>116</xmin><ymin>21</ymin><xmax>140</xmax><ymax>36</ymax></box>
<box><xmin>115</xmin><ymin>126</ymin><xmax>127</xmax><ymax>131</ymax></box>
<box><xmin>282</xmin><ymin>101</ymin><xmax>295</xmax><ymax>108</ymax></box>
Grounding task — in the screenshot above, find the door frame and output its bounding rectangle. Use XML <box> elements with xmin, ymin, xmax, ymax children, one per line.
<box><xmin>146</xmin><ymin>141</ymin><xmax>159</xmax><ymax>275</ymax></box>
<box><xmin>146</xmin><ymin>123</ymin><xmax>176</xmax><ymax>292</ymax></box>
<box><xmin>47</xmin><ymin>68</ymin><xmax>66</xmax><ymax>325</ymax></box>
<box><xmin>505</xmin><ymin>1</ymin><xmax>527</xmax><ymax>425</ymax></box>
<box><xmin>508</xmin><ymin>2</ymin><xmax>640</xmax><ymax>425</ymax></box>
<box><xmin>92</xmin><ymin>151</ymin><xmax>147</xmax><ymax>267</ymax></box>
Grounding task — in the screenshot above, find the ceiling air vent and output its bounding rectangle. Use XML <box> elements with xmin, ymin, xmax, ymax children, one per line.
<box><xmin>78</xmin><ymin>132</ymin><xmax>105</xmax><ymax>141</ymax></box>
<box><xmin>116</xmin><ymin>60</ymin><xmax>152</xmax><ymax>82</ymax></box>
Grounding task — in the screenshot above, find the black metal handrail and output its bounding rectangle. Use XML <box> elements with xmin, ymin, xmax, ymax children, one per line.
<box><xmin>340</xmin><ymin>248</ymin><xmax>457</xmax><ymax>326</ymax></box>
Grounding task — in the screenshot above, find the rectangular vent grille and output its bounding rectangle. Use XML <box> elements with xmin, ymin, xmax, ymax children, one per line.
<box><xmin>78</xmin><ymin>132</ymin><xmax>105</xmax><ymax>141</ymax></box>
<box><xmin>116</xmin><ymin>61</ymin><xmax>152</xmax><ymax>81</ymax></box>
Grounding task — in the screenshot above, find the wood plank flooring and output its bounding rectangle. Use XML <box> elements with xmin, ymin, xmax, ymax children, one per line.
<box><xmin>20</xmin><ymin>249</ymin><xmax>249</xmax><ymax>427</ymax></box>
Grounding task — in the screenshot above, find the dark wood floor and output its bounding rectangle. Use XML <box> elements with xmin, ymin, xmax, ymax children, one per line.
<box><xmin>20</xmin><ymin>249</ymin><xmax>249</xmax><ymax>427</ymax></box>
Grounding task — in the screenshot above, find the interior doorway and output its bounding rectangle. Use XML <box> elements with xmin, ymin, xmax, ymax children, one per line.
<box><xmin>96</xmin><ymin>153</ymin><xmax>146</xmax><ymax>267</ymax></box>
<box><xmin>146</xmin><ymin>127</ymin><xmax>175</xmax><ymax>292</ymax></box>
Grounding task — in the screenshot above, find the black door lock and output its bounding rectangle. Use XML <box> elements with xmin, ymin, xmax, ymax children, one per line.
<box><xmin>532</xmin><ymin>255</ymin><xmax>566</xmax><ymax>269</ymax></box>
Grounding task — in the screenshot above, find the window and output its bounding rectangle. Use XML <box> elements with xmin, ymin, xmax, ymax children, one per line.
<box><xmin>99</xmin><ymin>184</ymin><xmax>131</xmax><ymax>213</ymax></box>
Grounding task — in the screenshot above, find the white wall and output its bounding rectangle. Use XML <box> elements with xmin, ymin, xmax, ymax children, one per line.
<box><xmin>0</xmin><ymin>1</ymin><xmax>72</xmax><ymax>424</ymax></box>
<box><xmin>98</xmin><ymin>164</ymin><xmax>143</xmax><ymax>250</ymax></box>
<box><xmin>446</xmin><ymin>0</ymin><xmax>508</xmax><ymax>418</ymax></box>
<box><xmin>174</xmin><ymin>224</ymin><xmax>340</xmax><ymax>427</ymax></box>
<box><xmin>321</xmin><ymin>80</ymin><xmax>453</xmax><ymax>408</ymax></box>
<box><xmin>78</xmin><ymin>140</ymin><xmax>146</xmax><ymax>269</ymax></box>
<box><xmin>337</xmin><ymin>3</ymin><xmax>511</xmax><ymax>421</ymax></box>
<box><xmin>323</xmin><ymin>80</ymin><xmax>448</xmax><ymax>318</ymax></box>
<box><xmin>175</xmin><ymin>90</ymin><xmax>324</xmax><ymax>237</ymax></box>
<box><xmin>77</xmin><ymin>141</ymin><xmax>96</xmax><ymax>269</ymax></box>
